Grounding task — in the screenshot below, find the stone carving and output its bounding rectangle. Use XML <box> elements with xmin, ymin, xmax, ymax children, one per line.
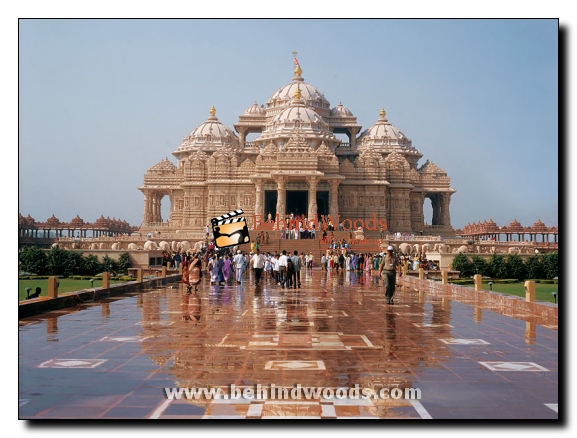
<box><xmin>111</xmin><ymin>242</ymin><xmax>121</xmax><ymax>250</ymax></box>
<box><xmin>144</xmin><ymin>240</ymin><xmax>157</xmax><ymax>250</ymax></box>
<box><xmin>456</xmin><ymin>245</ymin><xmax>468</xmax><ymax>254</ymax></box>
<box><xmin>128</xmin><ymin>243</ymin><xmax>138</xmax><ymax>250</ymax></box>
<box><xmin>179</xmin><ymin>241</ymin><xmax>191</xmax><ymax>252</ymax></box>
<box><xmin>158</xmin><ymin>241</ymin><xmax>170</xmax><ymax>252</ymax></box>
<box><xmin>508</xmin><ymin>246</ymin><xmax>520</xmax><ymax>254</ymax></box>
<box><xmin>399</xmin><ymin>242</ymin><xmax>411</xmax><ymax>255</ymax></box>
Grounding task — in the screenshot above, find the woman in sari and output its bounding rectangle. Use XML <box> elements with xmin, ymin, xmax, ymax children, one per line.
<box><xmin>209</xmin><ymin>255</ymin><xmax>225</xmax><ymax>285</ymax></box>
<box><xmin>188</xmin><ymin>253</ymin><xmax>202</xmax><ymax>292</ymax></box>
<box><xmin>182</xmin><ymin>254</ymin><xmax>191</xmax><ymax>292</ymax></box>
<box><xmin>222</xmin><ymin>254</ymin><xmax>233</xmax><ymax>283</ymax></box>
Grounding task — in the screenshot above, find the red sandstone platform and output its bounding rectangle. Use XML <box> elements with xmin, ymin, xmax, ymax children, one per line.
<box><xmin>18</xmin><ymin>269</ymin><xmax>558</xmax><ymax>419</ymax></box>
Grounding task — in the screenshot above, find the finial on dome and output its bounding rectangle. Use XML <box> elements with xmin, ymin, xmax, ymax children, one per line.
<box><xmin>380</xmin><ymin>108</ymin><xmax>386</xmax><ymax>117</ymax></box>
<box><xmin>210</xmin><ymin>106</ymin><xmax>216</xmax><ymax>116</ymax></box>
<box><xmin>294</xmin><ymin>86</ymin><xmax>302</xmax><ymax>99</ymax></box>
<box><xmin>292</xmin><ymin>50</ymin><xmax>302</xmax><ymax>77</ymax></box>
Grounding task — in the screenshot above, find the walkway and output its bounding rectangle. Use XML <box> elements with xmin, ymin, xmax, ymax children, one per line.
<box><xmin>18</xmin><ymin>269</ymin><xmax>558</xmax><ymax>419</ymax></box>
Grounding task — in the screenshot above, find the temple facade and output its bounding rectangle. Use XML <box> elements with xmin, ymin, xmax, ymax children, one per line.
<box><xmin>139</xmin><ymin>60</ymin><xmax>456</xmax><ymax>236</ymax></box>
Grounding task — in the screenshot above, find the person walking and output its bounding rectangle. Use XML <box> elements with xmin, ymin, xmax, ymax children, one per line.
<box><xmin>379</xmin><ymin>246</ymin><xmax>399</xmax><ymax>304</ymax></box>
<box><xmin>251</xmin><ymin>249</ymin><xmax>266</xmax><ymax>286</ymax></box>
<box><xmin>292</xmin><ymin>250</ymin><xmax>302</xmax><ymax>289</ymax></box>
<box><xmin>278</xmin><ymin>250</ymin><xmax>288</xmax><ymax>286</ymax></box>
<box><xmin>188</xmin><ymin>253</ymin><xmax>203</xmax><ymax>292</ymax></box>
<box><xmin>182</xmin><ymin>255</ymin><xmax>191</xmax><ymax>292</ymax></box>
<box><xmin>233</xmin><ymin>250</ymin><xmax>246</xmax><ymax>283</ymax></box>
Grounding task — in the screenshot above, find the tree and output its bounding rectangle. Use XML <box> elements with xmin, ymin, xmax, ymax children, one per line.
<box><xmin>525</xmin><ymin>254</ymin><xmax>543</xmax><ymax>279</ymax></box>
<box><xmin>451</xmin><ymin>253</ymin><xmax>473</xmax><ymax>277</ymax></box>
<box><xmin>470</xmin><ymin>255</ymin><xmax>490</xmax><ymax>277</ymax></box>
<box><xmin>506</xmin><ymin>254</ymin><xmax>527</xmax><ymax>280</ymax></box>
<box><xmin>117</xmin><ymin>252</ymin><xmax>131</xmax><ymax>274</ymax></box>
<box><xmin>541</xmin><ymin>251</ymin><xmax>558</xmax><ymax>279</ymax></box>
<box><xmin>18</xmin><ymin>246</ymin><xmax>47</xmax><ymax>275</ymax></box>
<box><xmin>82</xmin><ymin>254</ymin><xmax>101</xmax><ymax>276</ymax></box>
<box><xmin>488</xmin><ymin>253</ymin><xmax>508</xmax><ymax>279</ymax></box>
<box><xmin>101</xmin><ymin>254</ymin><xmax>118</xmax><ymax>275</ymax></box>
<box><xmin>46</xmin><ymin>246</ymin><xmax>69</xmax><ymax>276</ymax></box>
<box><xmin>64</xmin><ymin>251</ymin><xmax>85</xmax><ymax>277</ymax></box>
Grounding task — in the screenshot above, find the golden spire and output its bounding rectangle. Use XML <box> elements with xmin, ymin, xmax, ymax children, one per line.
<box><xmin>380</xmin><ymin>108</ymin><xmax>386</xmax><ymax>117</ymax></box>
<box><xmin>210</xmin><ymin>106</ymin><xmax>216</xmax><ymax>116</ymax></box>
<box><xmin>294</xmin><ymin>86</ymin><xmax>302</xmax><ymax>99</ymax></box>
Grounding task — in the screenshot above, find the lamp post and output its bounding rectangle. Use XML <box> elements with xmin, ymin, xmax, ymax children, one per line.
<box><xmin>552</xmin><ymin>291</ymin><xmax>557</xmax><ymax>304</ymax></box>
<box><xmin>488</xmin><ymin>281</ymin><xmax>493</xmax><ymax>291</ymax></box>
<box><xmin>90</xmin><ymin>278</ymin><xmax>94</xmax><ymax>289</ymax></box>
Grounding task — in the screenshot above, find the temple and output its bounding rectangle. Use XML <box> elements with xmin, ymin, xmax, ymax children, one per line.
<box><xmin>138</xmin><ymin>58</ymin><xmax>456</xmax><ymax>237</ymax></box>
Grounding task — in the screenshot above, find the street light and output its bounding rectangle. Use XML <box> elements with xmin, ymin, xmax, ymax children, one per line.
<box><xmin>90</xmin><ymin>278</ymin><xmax>94</xmax><ymax>288</ymax></box>
<box><xmin>552</xmin><ymin>291</ymin><xmax>557</xmax><ymax>304</ymax></box>
<box><xmin>488</xmin><ymin>281</ymin><xmax>493</xmax><ymax>291</ymax></box>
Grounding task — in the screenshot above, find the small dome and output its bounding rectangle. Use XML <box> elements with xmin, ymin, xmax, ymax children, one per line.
<box><xmin>358</xmin><ymin>109</ymin><xmax>412</xmax><ymax>147</ymax></box>
<box><xmin>173</xmin><ymin>107</ymin><xmax>240</xmax><ymax>157</ymax></box>
<box><xmin>330</xmin><ymin>102</ymin><xmax>353</xmax><ymax>117</ymax></box>
<box><xmin>242</xmin><ymin>102</ymin><xmax>266</xmax><ymax>116</ymax></box>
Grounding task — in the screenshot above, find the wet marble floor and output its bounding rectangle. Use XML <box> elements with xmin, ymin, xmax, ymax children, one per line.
<box><xmin>19</xmin><ymin>269</ymin><xmax>558</xmax><ymax>419</ymax></box>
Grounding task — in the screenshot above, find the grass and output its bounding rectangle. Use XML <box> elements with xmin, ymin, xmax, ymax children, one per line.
<box><xmin>481</xmin><ymin>282</ymin><xmax>559</xmax><ymax>304</ymax></box>
<box><xmin>19</xmin><ymin>278</ymin><xmax>125</xmax><ymax>301</ymax></box>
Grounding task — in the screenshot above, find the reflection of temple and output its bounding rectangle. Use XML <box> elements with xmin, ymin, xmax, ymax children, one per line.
<box><xmin>137</xmin><ymin>277</ymin><xmax>452</xmax><ymax>413</ymax></box>
<box><xmin>139</xmin><ymin>59</ymin><xmax>456</xmax><ymax>236</ymax></box>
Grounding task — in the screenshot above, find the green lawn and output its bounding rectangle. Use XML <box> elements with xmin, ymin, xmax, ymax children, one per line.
<box><xmin>19</xmin><ymin>278</ymin><xmax>126</xmax><ymax>301</ymax></box>
<box><xmin>481</xmin><ymin>282</ymin><xmax>559</xmax><ymax>304</ymax></box>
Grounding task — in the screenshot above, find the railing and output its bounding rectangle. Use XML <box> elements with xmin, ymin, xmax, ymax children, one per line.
<box><xmin>337</xmin><ymin>142</ymin><xmax>351</xmax><ymax>149</ymax></box>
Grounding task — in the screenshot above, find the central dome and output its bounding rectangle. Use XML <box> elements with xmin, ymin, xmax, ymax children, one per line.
<box><xmin>265</xmin><ymin>63</ymin><xmax>331</xmax><ymax>119</ymax></box>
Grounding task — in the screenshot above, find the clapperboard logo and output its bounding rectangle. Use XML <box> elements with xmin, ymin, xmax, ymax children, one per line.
<box><xmin>211</xmin><ymin>209</ymin><xmax>251</xmax><ymax>249</ymax></box>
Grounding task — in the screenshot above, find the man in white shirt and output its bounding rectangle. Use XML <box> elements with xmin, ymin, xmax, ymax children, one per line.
<box><xmin>233</xmin><ymin>250</ymin><xmax>246</xmax><ymax>283</ymax></box>
<box><xmin>250</xmin><ymin>249</ymin><xmax>266</xmax><ymax>285</ymax></box>
<box><xmin>277</xmin><ymin>250</ymin><xmax>288</xmax><ymax>286</ymax></box>
<box><xmin>271</xmin><ymin>253</ymin><xmax>279</xmax><ymax>284</ymax></box>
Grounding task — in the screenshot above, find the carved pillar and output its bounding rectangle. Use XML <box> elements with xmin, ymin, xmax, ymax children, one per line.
<box><xmin>441</xmin><ymin>192</ymin><xmax>452</xmax><ymax>228</ymax></box>
<box><xmin>307</xmin><ymin>177</ymin><xmax>318</xmax><ymax>219</ymax></box>
<box><xmin>254</xmin><ymin>179</ymin><xmax>263</xmax><ymax>218</ymax></box>
<box><xmin>237</xmin><ymin>127</ymin><xmax>247</xmax><ymax>147</ymax></box>
<box><xmin>275</xmin><ymin>176</ymin><xmax>286</xmax><ymax>219</ymax></box>
<box><xmin>350</xmin><ymin>127</ymin><xmax>360</xmax><ymax>149</ymax></box>
<box><xmin>329</xmin><ymin>179</ymin><xmax>340</xmax><ymax>219</ymax></box>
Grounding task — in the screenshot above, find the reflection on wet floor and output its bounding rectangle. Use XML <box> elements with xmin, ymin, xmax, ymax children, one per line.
<box><xmin>19</xmin><ymin>269</ymin><xmax>558</xmax><ymax>419</ymax></box>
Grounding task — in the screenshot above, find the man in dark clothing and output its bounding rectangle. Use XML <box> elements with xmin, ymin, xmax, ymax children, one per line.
<box><xmin>292</xmin><ymin>250</ymin><xmax>302</xmax><ymax>289</ymax></box>
<box><xmin>379</xmin><ymin>246</ymin><xmax>399</xmax><ymax>304</ymax></box>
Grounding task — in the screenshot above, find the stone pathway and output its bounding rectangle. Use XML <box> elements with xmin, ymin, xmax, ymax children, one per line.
<box><xmin>18</xmin><ymin>269</ymin><xmax>558</xmax><ymax>419</ymax></box>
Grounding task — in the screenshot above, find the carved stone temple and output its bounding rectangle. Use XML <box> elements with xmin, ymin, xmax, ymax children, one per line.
<box><xmin>139</xmin><ymin>60</ymin><xmax>456</xmax><ymax>237</ymax></box>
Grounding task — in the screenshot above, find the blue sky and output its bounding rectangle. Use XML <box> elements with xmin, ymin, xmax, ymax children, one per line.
<box><xmin>18</xmin><ymin>18</ymin><xmax>558</xmax><ymax>231</ymax></box>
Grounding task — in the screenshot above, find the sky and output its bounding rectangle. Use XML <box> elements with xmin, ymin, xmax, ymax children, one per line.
<box><xmin>17</xmin><ymin>18</ymin><xmax>559</xmax><ymax>231</ymax></box>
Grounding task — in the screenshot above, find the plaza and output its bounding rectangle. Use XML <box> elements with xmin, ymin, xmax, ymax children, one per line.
<box><xmin>18</xmin><ymin>269</ymin><xmax>557</xmax><ymax>419</ymax></box>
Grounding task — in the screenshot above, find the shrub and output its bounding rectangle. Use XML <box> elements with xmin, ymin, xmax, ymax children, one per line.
<box><xmin>488</xmin><ymin>254</ymin><xmax>508</xmax><ymax>279</ymax></box>
<box><xmin>541</xmin><ymin>252</ymin><xmax>558</xmax><ymax>280</ymax></box>
<box><xmin>525</xmin><ymin>254</ymin><xmax>543</xmax><ymax>279</ymax></box>
<box><xmin>19</xmin><ymin>246</ymin><xmax>48</xmax><ymax>275</ymax></box>
<box><xmin>451</xmin><ymin>253</ymin><xmax>473</xmax><ymax>277</ymax></box>
<box><xmin>506</xmin><ymin>254</ymin><xmax>527</xmax><ymax>280</ymax></box>
<box><xmin>470</xmin><ymin>255</ymin><xmax>490</xmax><ymax>277</ymax></box>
